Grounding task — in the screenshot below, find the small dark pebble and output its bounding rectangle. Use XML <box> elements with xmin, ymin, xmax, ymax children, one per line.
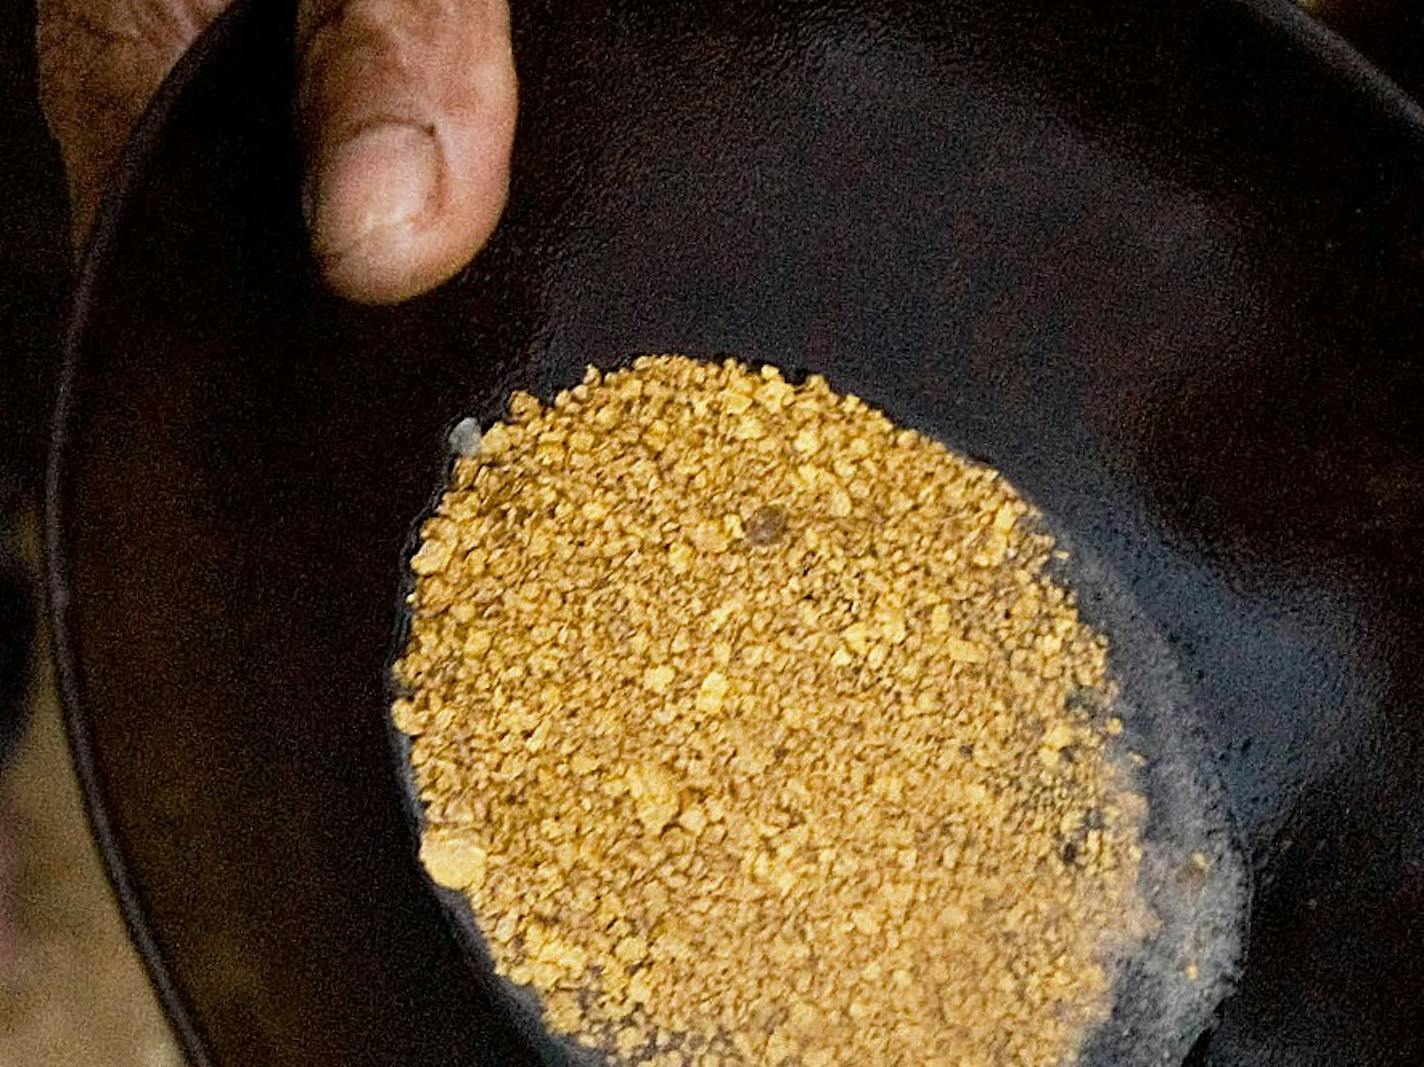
<box><xmin>746</xmin><ymin>505</ymin><xmax>789</xmax><ymax>546</ymax></box>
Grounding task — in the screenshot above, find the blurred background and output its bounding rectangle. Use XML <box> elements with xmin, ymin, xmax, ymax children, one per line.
<box><xmin>0</xmin><ymin>1</ymin><xmax>186</xmax><ymax>1062</ymax></box>
<box><xmin>0</xmin><ymin>1</ymin><xmax>1419</xmax><ymax>1064</ymax></box>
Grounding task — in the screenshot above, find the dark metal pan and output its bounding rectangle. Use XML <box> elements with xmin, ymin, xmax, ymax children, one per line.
<box><xmin>46</xmin><ymin>0</ymin><xmax>1424</xmax><ymax>1064</ymax></box>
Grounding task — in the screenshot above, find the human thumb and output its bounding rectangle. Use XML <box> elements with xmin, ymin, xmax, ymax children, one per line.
<box><xmin>297</xmin><ymin>0</ymin><xmax>516</xmax><ymax>304</ymax></box>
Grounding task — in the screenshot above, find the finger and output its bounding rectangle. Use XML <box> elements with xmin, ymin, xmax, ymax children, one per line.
<box><xmin>297</xmin><ymin>0</ymin><xmax>517</xmax><ymax>304</ymax></box>
<box><xmin>36</xmin><ymin>0</ymin><xmax>228</xmax><ymax>246</ymax></box>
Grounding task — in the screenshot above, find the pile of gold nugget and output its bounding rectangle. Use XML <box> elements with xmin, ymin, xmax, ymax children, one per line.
<box><xmin>393</xmin><ymin>355</ymin><xmax>1147</xmax><ymax>1066</ymax></box>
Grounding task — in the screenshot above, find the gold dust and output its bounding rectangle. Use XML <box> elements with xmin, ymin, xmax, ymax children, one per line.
<box><xmin>395</xmin><ymin>356</ymin><xmax>1146</xmax><ymax>1066</ymax></box>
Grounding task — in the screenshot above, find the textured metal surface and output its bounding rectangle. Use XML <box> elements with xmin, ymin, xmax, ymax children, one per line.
<box><xmin>48</xmin><ymin>0</ymin><xmax>1424</xmax><ymax>1064</ymax></box>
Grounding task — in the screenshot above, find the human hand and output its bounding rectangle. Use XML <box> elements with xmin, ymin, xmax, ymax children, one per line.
<box><xmin>37</xmin><ymin>0</ymin><xmax>517</xmax><ymax>303</ymax></box>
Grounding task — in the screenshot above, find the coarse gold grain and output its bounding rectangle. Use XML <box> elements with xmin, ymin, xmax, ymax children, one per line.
<box><xmin>394</xmin><ymin>356</ymin><xmax>1147</xmax><ymax>1066</ymax></box>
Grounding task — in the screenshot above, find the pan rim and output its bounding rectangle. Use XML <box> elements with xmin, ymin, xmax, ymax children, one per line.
<box><xmin>40</xmin><ymin>2</ymin><xmax>256</xmax><ymax>1061</ymax></box>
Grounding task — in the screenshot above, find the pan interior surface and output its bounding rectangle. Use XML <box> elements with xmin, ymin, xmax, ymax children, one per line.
<box><xmin>48</xmin><ymin>1</ymin><xmax>1424</xmax><ymax>1065</ymax></box>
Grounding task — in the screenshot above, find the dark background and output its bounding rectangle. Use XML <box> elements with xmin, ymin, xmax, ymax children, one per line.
<box><xmin>0</xmin><ymin>0</ymin><xmax>68</xmax><ymax>510</ymax></box>
<box><xmin>0</xmin><ymin>0</ymin><xmax>65</xmax><ymax>761</ymax></box>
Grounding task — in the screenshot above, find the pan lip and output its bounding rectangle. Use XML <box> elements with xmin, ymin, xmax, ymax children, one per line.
<box><xmin>39</xmin><ymin>1</ymin><xmax>1424</xmax><ymax>1065</ymax></box>
<box><xmin>40</xmin><ymin>1</ymin><xmax>260</xmax><ymax>1063</ymax></box>
<box><xmin>1235</xmin><ymin>0</ymin><xmax>1424</xmax><ymax>130</ymax></box>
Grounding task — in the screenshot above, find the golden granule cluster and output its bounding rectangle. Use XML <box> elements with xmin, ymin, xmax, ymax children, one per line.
<box><xmin>394</xmin><ymin>356</ymin><xmax>1146</xmax><ymax>1066</ymax></box>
